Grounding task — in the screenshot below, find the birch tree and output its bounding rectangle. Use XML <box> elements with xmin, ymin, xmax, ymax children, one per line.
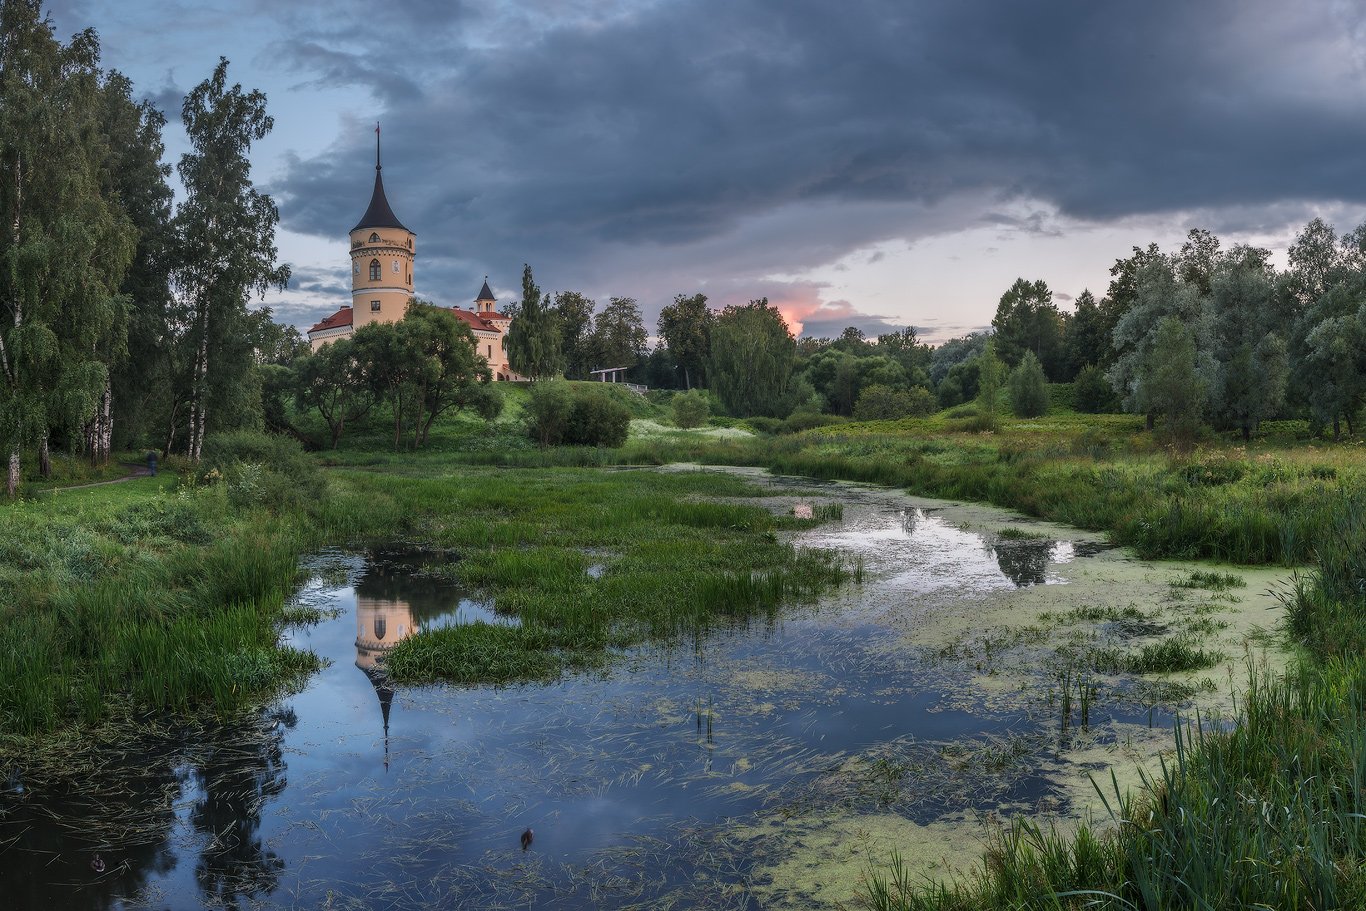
<box><xmin>172</xmin><ymin>58</ymin><xmax>288</xmax><ymax>462</ymax></box>
<box><xmin>0</xmin><ymin>3</ymin><xmax>135</xmax><ymax>494</ymax></box>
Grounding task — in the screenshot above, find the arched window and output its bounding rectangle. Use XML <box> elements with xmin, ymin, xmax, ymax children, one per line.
<box><xmin>369</xmin><ymin>259</ymin><xmax>381</xmax><ymax>281</ymax></box>
<box><xmin>374</xmin><ymin>614</ymin><xmax>386</xmax><ymax>640</ymax></box>
<box><xmin>369</xmin><ymin>233</ymin><xmax>380</xmax><ymax>243</ymax></box>
<box><xmin>392</xmin><ymin>259</ymin><xmax>400</xmax><ymax>274</ymax></box>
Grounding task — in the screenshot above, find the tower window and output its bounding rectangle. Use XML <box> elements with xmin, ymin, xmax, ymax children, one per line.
<box><xmin>369</xmin><ymin>233</ymin><xmax>380</xmax><ymax>243</ymax></box>
<box><xmin>374</xmin><ymin>614</ymin><xmax>386</xmax><ymax>640</ymax></box>
<box><xmin>392</xmin><ymin>259</ymin><xmax>400</xmax><ymax>273</ymax></box>
<box><xmin>369</xmin><ymin>259</ymin><xmax>381</xmax><ymax>281</ymax></box>
<box><xmin>371</xmin><ymin>300</ymin><xmax>381</xmax><ymax>312</ymax></box>
<box><xmin>488</xmin><ymin>344</ymin><xmax>493</xmax><ymax>358</ymax></box>
<box><xmin>406</xmin><ymin>238</ymin><xmax>412</xmax><ymax>249</ymax></box>
<box><xmin>353</xmin><ymin>262</ymin><xmax>359</xmax><ymax>275</ymax></box>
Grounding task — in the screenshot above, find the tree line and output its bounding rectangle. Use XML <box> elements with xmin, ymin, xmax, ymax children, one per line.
<box><xmin>0</xmin><ymin>3</ymin><xmax>294</xmax><ymax>495</ymax></box>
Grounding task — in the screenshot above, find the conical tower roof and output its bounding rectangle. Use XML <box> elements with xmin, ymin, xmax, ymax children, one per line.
<box><xmin>352</xmin><ymin>125</ymin><xmax>409</xmax><ymax>233</ymax></box>
<box><xmin>477</xmin><ymin>278</ymin><xmax>495</xmax><ymax>301</ymax></box>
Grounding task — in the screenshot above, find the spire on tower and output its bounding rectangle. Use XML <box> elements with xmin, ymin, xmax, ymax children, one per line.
<box><xmin>353</xmin><ymin>123</ymin><xmax>409</xmax><ymax>232</ymax></box>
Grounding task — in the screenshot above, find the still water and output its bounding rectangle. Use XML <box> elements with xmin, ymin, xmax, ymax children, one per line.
<box><xmin>1</xmin><ymin>481</ymin><xmax>1165</xmax><ymax>909</ymax></box>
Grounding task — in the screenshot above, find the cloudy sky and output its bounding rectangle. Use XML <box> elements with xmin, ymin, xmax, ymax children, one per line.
<box><xmin>45</xmin><ymin>0</ymin><xmax>1366</xmax><ymax>341</ymax></box>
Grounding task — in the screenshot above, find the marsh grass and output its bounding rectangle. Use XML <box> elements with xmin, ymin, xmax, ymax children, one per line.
<box><xmin>350</xmin><ymin>468</ymin><xmax>852</xmax><ymax>685</ymax></box>
<box><xmin>863</xmin><ymin>493</ymin><xmax>1366</xmax><ymax>910</ymax></box>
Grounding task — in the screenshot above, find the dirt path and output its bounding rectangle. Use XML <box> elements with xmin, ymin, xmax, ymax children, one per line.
<box><xmin>43</xmin><ymin>467</ymin><xmax>153</xmax><ymax>492</ymax></box>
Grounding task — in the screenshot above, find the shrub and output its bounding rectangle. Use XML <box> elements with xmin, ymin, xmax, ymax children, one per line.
<box><xmin>564</xmin><ymin>389</ymin><xmax>632</xmax><ymax>447</ymax></box>
<box><xmin>671</xmin><ymin>390</ymin><xmax>710</xmax><ymax>428</ymax></box>
<box><xmin>197</xmin><ymin>430</ymin><xmax>323</xmax><ymax>513</ymax></box>
<box><xmin>1008</xmin><ymin>352</ymin><xmax>1049</xmax><ymax>417</ymax></box>
<box><xmin>1047</xmin><ymin>382</ymin><xmax>1076</xmax><ymax>412</ymax></box>
<box><xmin>782</xmin><ymin>412</ymin><xmax>844</xmax><ymax>433</ymax></box>
<box><xmin>1074</xmin><ymin>364</ymin><xmax>1118</xmax><ymax>413</ymax></box>
<box><xmin>524</xmin><ymin>382</ymin><xmax>575</xmax><ymax>447</ymax></box>
<box><xmin>746</xmin><ymin>416</ymin><xmax>783</xmax><ymax>434</ymax></box>
<box><xmin>853</xmin><ymin>384</ymin><xmax>936</xmax><ymax>420</ymax></box>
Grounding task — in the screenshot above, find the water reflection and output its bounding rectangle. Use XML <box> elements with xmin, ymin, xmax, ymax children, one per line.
<box><xmin>1</xmin><ymin>503</ymin><xmax>1119</xmax><ymax>909</ymax></box>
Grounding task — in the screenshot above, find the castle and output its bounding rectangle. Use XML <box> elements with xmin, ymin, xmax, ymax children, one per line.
<box><xmin>307</xmin><ymin>133</ymin><xmax>517</xmax><ymax>380</ymax></box>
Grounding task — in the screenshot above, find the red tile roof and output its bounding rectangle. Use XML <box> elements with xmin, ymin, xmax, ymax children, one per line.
<box><xmin>450</xmin><ymin>307</ymin><xmax>502</xmax><ymax>333</ymax></box>
<box><xmin>309</xmin><ymin>308</ymin><xmax>354</xmax><ymax>333</ymax></box>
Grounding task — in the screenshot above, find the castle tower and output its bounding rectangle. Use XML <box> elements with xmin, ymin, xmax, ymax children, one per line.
<box><xmin>349</xmin><ymin>125</ymin><xmax>415</xmax><ymax>330</ymax></box>
<box><xmin>475</xmin><ymin>278</ymin><xmax>497</xmax><ymax>314</ymax></box>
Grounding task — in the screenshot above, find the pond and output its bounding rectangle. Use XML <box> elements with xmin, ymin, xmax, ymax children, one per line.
<box><xmin>0</xmin><ymin>470</ymin><xmax>1289</xmax><ymax>909</ymax></box>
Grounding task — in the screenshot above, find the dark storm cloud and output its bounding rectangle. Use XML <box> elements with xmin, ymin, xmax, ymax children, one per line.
<box><xmin>269</xmin><ymin>0</ymin><xmax>1366</xmax><ymax>327</ymax></box>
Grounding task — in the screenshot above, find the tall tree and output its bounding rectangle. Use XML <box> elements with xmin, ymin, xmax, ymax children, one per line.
<box><xmin>552</xmin><ymin>290</ymin><xmax>596</xmax><ymax>379</ymax></box>
<box><xmin>657</xmin><ymin>292</ymin><xmax>713</xmax><ymax>389</ymax></box>
<box><xmin>876</xmin><ymin>326</ymin><xmax>933</xmax><ymax>384</ymax></box>
<box><xmin>1062</xmin><ymin>290</ymin><xmax>1108</xmax><ymax>378</ymax></box>
<box><xmin>294</xmin><ymin>337</ymin><xmax>373</xmax><ymax>449</ymax></box>
<box><xmin>1144</xmin><ymin>317</ymin><xmax>1206</xmax><ymax>445</ymax></box>
<box><xmin>0</xmin><ymin>5</ymin><xmax>136</xmax><ymax>494</ymax></box>
<box><xmin>589</xmin><ymin>296</ymin><xmax>647</xmax><ymax>372</ymax></box>
<box><xmin>990</xmin><ymin>278</ymin><xmax>1065</xmax><ymax>378</ymax></box>
<box><xmin>99</xmin><ymin>71</ymin><xmax>174</xmax><ymax>459</ymax></box>
<box><xmin>171</xmin><ymin>58</ymin><xmax>289</xmax><ymax>461</ymax></box>
<box><xmin>504</xmin><ymin>263</ymin><xmax>562</xmax><ymax>380</ymax></box>
<box><xmin>1206</xmin><ymin>257</ymin><xmax>1287</xmax><ymax>441</ymax></box>
<box><xmin>402</xmin><ymin>303</ymin><xmax>499</xmax><ymax>446</ymax></box>
<box><xmin>975</xmin><ymin>340</ymin><xmax>1006</xmax><ymax>429</ymax></box>
<box><xmin>708</xmin><ymin>298</ymin><xmax>796</xmax><ymax>417</ymax></box>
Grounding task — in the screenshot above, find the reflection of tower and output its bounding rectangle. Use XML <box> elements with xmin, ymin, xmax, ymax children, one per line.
<box><xmin>355</xmin><ymin>595</ymin><xmax>421</xmax><ymax>771</ymax></box>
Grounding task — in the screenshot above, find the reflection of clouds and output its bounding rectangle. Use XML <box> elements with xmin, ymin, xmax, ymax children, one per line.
<box><xmin>798</xmin><ymin>508</ymin><xmax>1073</xmax><ymax>592</ymax></box>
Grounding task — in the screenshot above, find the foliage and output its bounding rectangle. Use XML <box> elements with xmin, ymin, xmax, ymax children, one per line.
<box><xmin>588</xmin><ymin>296</ymin><xmax>647</xmax><ymax>374</ymax></box>
<box><xmin>1145</xmin><ymin>316</ymin><xmax>1205</xmax><ymax>445</ymax></box>
<box><xmin>853</xmin><ymin>384</ymin><xmax>936</xmax><ymax>420</ymax></box>
<box><xmin>709</xmin><ymin>299</ymin><xmax>798</xmax><ymax>417</ymax></box>
<box><xmin>991</xmin><ymin>278</ymin><xmax>1066</xmax><ymax>379</ymax></box>
<box><xmin>1072</xmin><ymin>364</ymin><xmax>1117</xmax><ymax>413</ymax></box>
<box><xmin>671</xmin><ymin>389</ymin><xmax>710</xmax><ymax>428</ymax></box>
<box><xmin>975</xmin><ymin>340</ymin><xmax>1006</xmax><ymax>430</ymax></box>
<box><xmin>563</xmin><ymin>387</ymin><xmax>632</xmax><ymax>447</ymax></box>
<box><xmin>0</xmin><ymin>5</ymin><xmax>138</xmax><ymax>493</ymax></box>
<box><xmin>197</xmin><ymin>430</ymin><xmax>324</xmax><ymax>512</ymax></box>
<box><xmin>293</xmin><ymin>337</ymin><xmax>372</xmax><ymax>448</ymax></box>
<box><xmin>171</xmin><ymin>58</ymin><xmax>289</xmax><ymax>461</ymax></box>
<box><xmin>552</xmin><ymin>291</ymin><xmax>596</xmax><ymax>380</ymax></box>
<box><xmin>658</xmin><ymin>293</ymin><xmax>713</xmax><ymax>389</ymax></box>
<box><xmin>504</xmin><ymin>263</ymin><xmax>563</xmax><ymax>380</ymax></box>
<box><xmin>523</xmin><ymin>381</ymin><xmax>575</xmax><ymax>448</ymax></box>
<box><xmin>1007</xmin><ymin>351</ymin><xmax>1049</xmax><ymax>417</ymax></box>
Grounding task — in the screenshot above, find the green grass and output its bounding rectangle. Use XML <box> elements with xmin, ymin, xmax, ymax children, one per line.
<box><xmin>339</xmin><ymin>467</ymin><xmax>853</xmax><ymax>684</ymax></box>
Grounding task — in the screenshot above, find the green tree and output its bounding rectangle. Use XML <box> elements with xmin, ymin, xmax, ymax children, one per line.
<box><xmin>402</xmin><ymin>303</ymin><xmax>498</xmax><ymax>447</ymax></box>
<box><xmin>97</xmin><ymin>71</ymin><xmax>175</xmax><ymax>460</ymax></box>
<box><xmin>876</xmin><ymin>326</ymin><xmax>933</xmax><ymax>382</ymax></box>
<box><xmin>0</xmin><ymin>5</ymin><xmax>137</xmax><ymax>493</ymax></box>
<box><xmin>1206</xmin><ymin>258</ymin><xmax>1287</xmax><ymax>441</ymax></box>
<box><xmin>505</xmin><ymin>263</ymin><xmax>562</xmax><ymax>380</ymax></box>
<box><xmin>1103</xmin><ymin>242</ymin><xmax>1165</xmax><ymax>355</ymax></box>
<box><xmin>1008</xmin><ymin>351</ymin><xmax>1049</xmax><ymax>417</ymax></box>
<box><xmin>1073</xmin><ymin>365</ymin><xmax>1117</xmax><ymax>413</ymax></box>
<box><xmin>657</xmin><ymin>292</ymin><xmax>713</xmax><ymax>389</ymax></box>
<box><xmin>171</xmin><ymin>58</ymin><xmax>289</xmax><ymax>461</ymax></box>
<box><xmin>294</xmin><ymin>337</ymin><xmax>373</xmax><ymax>448</ymax></box>
<box><xmin>1143</xmin><ymin>317</ymin><xmax>1206</xmax><ymax>445</ymax></box>
<box><xmin>1107</xmin><ymin>256</ymin><xmax>1204</xmax><ymax>430</ymax></box>
<box><xmin>975</xmin><ymin>340</ymin><xmax>1005</xmax><ymax>429</ymax></box>
<box><xmin>552</xmin><ymin>290</ymin><xmax>595</xmax><ymax>379</ymax></box>
<box><xmin>1062</xmin><ymin>290</ymin><xmax>1107</xmax><ymax>379</ymax></box>
<box><xmin>991</xmin><ymin>278</ymin><xmax>1066</xmax><ymax>378</ymax></box>
<box><xmin>708</xmin><ymin>299</ymin><xmax>796</xmax><ymax>417</ymax></box>
<box><xmin>588</xmin><ymin>296</ymin><xmax>647</xmax><ymax>373</ymax></box>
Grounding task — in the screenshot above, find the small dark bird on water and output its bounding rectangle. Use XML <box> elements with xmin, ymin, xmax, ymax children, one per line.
<box><xmin>90</xmin><ymin>854</ymin><xmax>106</xmax><ymax>874</ymax></box>
<box><xmin>520</xmin><ymin>828</ymin><xmax>534</xmax><ymax>851</ymax></box>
